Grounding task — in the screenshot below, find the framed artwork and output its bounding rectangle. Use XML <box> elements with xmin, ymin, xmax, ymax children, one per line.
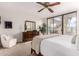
<box><xmin>5</xmin><ymin>21</ymin><xmax>12</xmax><ymax>29</ymax></box>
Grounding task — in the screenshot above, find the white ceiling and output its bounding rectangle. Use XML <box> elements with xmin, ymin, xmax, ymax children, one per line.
<box><xmin>0</xmin><ymin>2</ymin><xmax>79</xmax><ymax>19</ymax></box>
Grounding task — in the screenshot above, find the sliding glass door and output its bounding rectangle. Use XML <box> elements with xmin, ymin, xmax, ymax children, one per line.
<box><xmin>47</xmin><ymin>18</ymin><xmax>54</xmax><ymax>34</ymax></box>
<box><xmin>53</xmin><ymin>16</ymin><xmax>62</xmax><ymax>34</ymax></box>
<box><xmin>47</xmin><ymin>16</ymin><xmax>62</xmax><ymax>34</ymax></box>
<box><xmin>63</xmin><ymin>12</ymin><xmax>77</xmax><ymax>35</ymax></box>
<box><xmin>47</xmin><ymin>11</ymin><xmax>77</xmax><ymax>35</ymax></box>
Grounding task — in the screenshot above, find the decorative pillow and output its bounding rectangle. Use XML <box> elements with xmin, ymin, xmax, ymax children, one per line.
<box><xmin>71</xmin><ymin>34</ymin><xmax>77</xmax><ymax>44</ymax></box>
<box><xmin>75</xmin><ymin>36</ymin><xmax>79</xmax><ymax>50</ymax></box>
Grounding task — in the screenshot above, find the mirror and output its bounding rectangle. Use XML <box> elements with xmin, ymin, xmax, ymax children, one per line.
<box><xmin>24</xmin><ymin>21</ymin><xmax>36</xmax><ymax>31</ymax></box>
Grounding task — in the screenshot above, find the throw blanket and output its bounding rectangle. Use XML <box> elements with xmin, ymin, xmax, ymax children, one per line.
<box><xmin>31</xmin><ymin>34</ymin><xmax>59</xmax><ymax>54</ymax></box>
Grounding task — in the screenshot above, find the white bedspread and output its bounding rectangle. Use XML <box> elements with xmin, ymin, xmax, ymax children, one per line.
<box><xmin>32</xmin><ymin>34</ymin><xmax>59</xmax><ymax>54</ymax></box>
<box><xmin>40</xmin><ymin>35</ymin><xmax>79</xmax><ymax>56</ymax></box>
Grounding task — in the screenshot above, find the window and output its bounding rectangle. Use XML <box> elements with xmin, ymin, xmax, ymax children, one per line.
<box><xmin>64</xmin><ymin>13</ymin><xmax>77</xmax><ymax>35</ymax></box>
<box><xmin>47</xmin><ymin>16</ymin><xmax>62</xmax><ymax>34</ymax></box>
<box><xmin>47</xmin><ymin>11</ymin><xmax>77</xmax><ymax>35</ymax></box>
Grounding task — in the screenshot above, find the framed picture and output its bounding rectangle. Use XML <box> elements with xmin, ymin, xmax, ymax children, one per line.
<box><xmin>5</xmin><ymin>21</ymin><xmax>12</xmax><ymax>29</ymax></box>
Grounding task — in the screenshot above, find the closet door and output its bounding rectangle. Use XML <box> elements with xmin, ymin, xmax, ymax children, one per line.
<box><xmin>63</xmin><ymin>13</ymin><xmax>77</xmax><ymax>35</ymax></box>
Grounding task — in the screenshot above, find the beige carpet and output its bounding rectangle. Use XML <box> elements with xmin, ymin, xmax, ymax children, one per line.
<box><xmin>0</xmin><ymin>41</ymin><xmax>31</xmax><ymax>56</ymax></box>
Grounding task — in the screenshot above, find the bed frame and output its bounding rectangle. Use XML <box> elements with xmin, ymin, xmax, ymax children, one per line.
<box><xmin>31</xmin><ymin>48</ymin><xmax>43</xmax><ymax>56</ymax></box>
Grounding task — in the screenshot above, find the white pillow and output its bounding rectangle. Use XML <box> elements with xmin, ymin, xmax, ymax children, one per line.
<box><xmin>75</xmin><ymin>35</ymin><xmax>79</xmax><ymax>50</ymax></box>
<box><xmin>71</xmin><ymin>35</ymin><xmax>77</xmax><ymax>44</ymax></box>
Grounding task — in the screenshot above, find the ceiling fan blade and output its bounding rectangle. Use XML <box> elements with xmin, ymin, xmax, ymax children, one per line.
<box><xmin>48</xmin><ymin>8</ymin><xmax>54</xmax><ymax>13</ymax></box>
<box><xmin>38</xmin><ymin>8</ymin><xmax>45</xmax><ymax>12</ymax></box>
<box><xmin>48</xmin><ymin>2</ymin><xmax>60</xmax><ymax>6</ymax></box>
<box><xmin>36</xmin><ymin>2</ymin><xmax>46</xmax><ymax>7</ymax></box>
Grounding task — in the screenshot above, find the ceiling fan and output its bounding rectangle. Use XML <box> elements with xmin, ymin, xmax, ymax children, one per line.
<box><xmin>36</xmin><ymin>2</ymin><xmax>60</xmax><ymax>13</ymax></box>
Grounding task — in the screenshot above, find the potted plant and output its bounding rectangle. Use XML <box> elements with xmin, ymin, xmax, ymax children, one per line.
<box><xmin>39</xmin><ymin>23</ymin><xmax>47</xmax><ymax>35</ymax></box>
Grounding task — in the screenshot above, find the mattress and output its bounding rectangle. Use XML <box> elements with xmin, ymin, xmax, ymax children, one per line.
<box><xmin>40</xmin><ymin>35</ymin><xmax>79</xmax><ymax>56</ymax></box>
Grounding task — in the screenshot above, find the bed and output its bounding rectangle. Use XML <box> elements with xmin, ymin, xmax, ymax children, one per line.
<box><xmin>31</xmin><ymin>34</ymin><xmax>59</xmax><ymax>54</ymax></box>
<box><xmin>40</xmin><ymin>35</ymin><xmax>79</xmax><ymax>56</ymax></box>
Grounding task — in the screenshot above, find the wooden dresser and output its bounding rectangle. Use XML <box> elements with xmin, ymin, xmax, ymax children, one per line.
<box><xmin>23</xmin><ymin>31</ymin><xmax>39</xmax><ymax>42</ymax></box>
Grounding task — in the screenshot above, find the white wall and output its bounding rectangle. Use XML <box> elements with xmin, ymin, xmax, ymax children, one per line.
<box><xmin>0</xmin><ymin>10</ymin><xmax>43</xmax><ymax>42</ymax></box>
